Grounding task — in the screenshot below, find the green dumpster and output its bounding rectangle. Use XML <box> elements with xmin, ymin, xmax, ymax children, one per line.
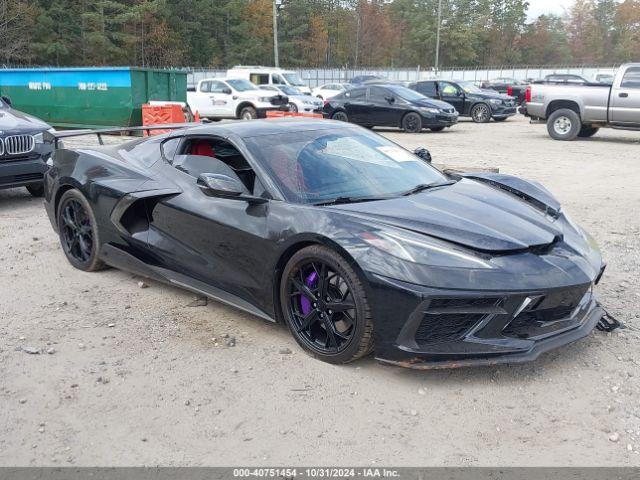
<box><xmin>0</xmin><ymin>67</ymin><xmax>187</xmax><ymax>128</ymax></box>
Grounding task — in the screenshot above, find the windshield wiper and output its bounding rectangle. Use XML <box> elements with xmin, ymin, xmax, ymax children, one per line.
<box><xmin>402</xmin><ymin>181</ymin><xmax>456</xmax><ymax>196</ymax></box>
<box><xmin>313</xmin><ymin>196</ymin><xmax>387</xmax><ymax>207</ymax></box>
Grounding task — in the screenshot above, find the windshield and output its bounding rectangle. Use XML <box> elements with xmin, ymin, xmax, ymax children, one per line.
<box><xmin>278</xmin><ymin>85</ymin><xmax>301</xmax><ymax>95</ymax></box>
<box><xmin>283</xmin><ymin>73</ymin><xmax>306</xmax><ymax>86</ymax></box>
<box><xmin>227</xmin><ymin>79</ymin><xmax>257</xmax><ymax>92</ymax></box>
<box><xmin>387</xmin><ymin>86</ymin><xmax>427</xmax><ymax>102</ymax></box>
<box><xmin>245</xmin><ymin>128</ymin><xmax>446</xmax><ymax>204</ymax></box>
<box><xmin>458</xmin><ymin>81</ymin><xmax>483</xmax><ymax>93</ymax></box>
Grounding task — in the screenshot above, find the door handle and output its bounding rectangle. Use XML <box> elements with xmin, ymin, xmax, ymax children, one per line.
<box><xmin>619</xmin><ymin>92</ymin><xmax>629</xmax><ymax>98</ymax></box>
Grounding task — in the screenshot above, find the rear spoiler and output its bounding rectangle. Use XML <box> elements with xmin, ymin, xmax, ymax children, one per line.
<box><xmin>44</xmin><ymin>122</ymin><xmax>206</xmax><ymax>149</ymax></box>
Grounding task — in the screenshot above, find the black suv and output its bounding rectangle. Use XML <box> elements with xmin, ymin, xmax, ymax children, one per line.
<box><xmin>409</xmin><ymin>80</ymin><xmax>517</xmax><ymax>123</ymax></box>
<box><xmin>0</xmin><ymin>96</ymin><xmax>54</xmax><ymax>197</ymax></box>
<box><xmin>323</xmin><ymin>84</ymin><xmax>458</xmax><ymax>133</ymax></box>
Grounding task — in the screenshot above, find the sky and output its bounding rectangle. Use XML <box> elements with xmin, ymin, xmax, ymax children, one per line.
<box><xmin>527</xmin><ymin>0</ymin><xmax>575</xmax><ymax>21</ymax></box>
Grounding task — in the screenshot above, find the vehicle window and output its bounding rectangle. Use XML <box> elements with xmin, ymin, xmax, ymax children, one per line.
<box><xmin>456</xmin><ymin>81</ymin><xmax>482</xmax><ymax>93</ymax></box>
<box><xmin>227</xmin><ymin>79</ymin><xmax>257</xmax><ymax>92</ymax></box>
<box><xmin>283</xmin><ymin>73</ymin><xmax>306</xmax><ymax>86</ymax></box>
<box><xmin>200</xmin><ymin>81</ymin><xmax>211</xmax><ymax>93</ymax></box>
<box><xmin>272</xmin><ymin>73</ymin><xmax>287</xmax><ymax>85</ymax></box>
<box><xmin>438</xmin><ymin>82</ymin><xmax>459</xmax><ymax>95</ymax></box>
<box><xmin>621</xmin><ymin>67</ymin><xmax>640</xmax><ymax>88</ymax></box>
<box><xmin>344</xmin><ymin>88</ymin><xmax>366</xmax><ymax>99</ymax></box>
<box><xmin>386</xmin><ymin>86</ymin><xmax>425</xmax><ymax>102</ymax></box>
<box><xmin>161</xmin><ymin>137</ymin><xmax>182</xmax><ymax>163</ymax></box>
<box><xmin>250</xmin><ymin>74</ymin><xmax>269</xmax><ymax>85</ymax></box>
<box><xmin>175</xmin><ymin>137</ymin><xmax>260</xmax><ymax>194</ymax></box>
<box><xmin>416</xmin><ymin>82</ymin><xmax>437</xmax><ymax>97</ymax></box>
<box><xmin>369</xmin><ymin>86</ymin><xmax>390</xmax><ymax>102</ymax></box>
<box><xmin>210</xmin><ymin>81</ymin><xmax>228</xmax><ymax>93</ymax></box>
<box><xmin>259</xmin><ymin>85</ymin><xmax>278</xmax><ymax>91</ymax></box>
<box><xmin>244</xmin><ymin>128</ymin><xmax>446</xmax><ymax>204</ymax></box>
<box><xmin>278</xmin><ymin>85</ymin><xmax>300</xmax><ymax>95</ymax></box>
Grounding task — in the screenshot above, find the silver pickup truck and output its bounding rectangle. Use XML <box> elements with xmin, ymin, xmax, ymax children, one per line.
<box><xmin>523</xmin><ymin>63</ymin><xmax>640</xmax><ymax>140</ymax></box>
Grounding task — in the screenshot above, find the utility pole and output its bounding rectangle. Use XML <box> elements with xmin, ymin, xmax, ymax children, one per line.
<box><xmin>435</xmin><ymin>0</ymin><xmax>443</xmax><ymax>73</ymax></box>
<box><xmin>273</xmin><ymin>0</ymin><xmax>280</xmax><ymax>67</ymax></box>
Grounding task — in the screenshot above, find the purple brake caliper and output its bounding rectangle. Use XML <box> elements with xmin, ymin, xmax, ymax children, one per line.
<box><xmin>299</xmin><ymin>271</ymin><xmax>318</xmax><ymax>315</ymax></box>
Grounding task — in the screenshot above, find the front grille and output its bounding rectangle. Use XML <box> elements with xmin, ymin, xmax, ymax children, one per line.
<box><xmin>2</xmin><ymin>135</ymin><xmax>35</xmax><ymax>155</ymax></box>
<box><xmin>270</xmin><ymin>95</ymin><xmax>288</xmax><ymax>106</ymax></box>
<box><xmin>415</xmin><ymin>313</ymin><xmax>485</xmax><ymax>345</ymax></box>
<box><xmin>430</xmin><ymin>297</ymin><xmax>502</xmax><ymax>310</ymax></box>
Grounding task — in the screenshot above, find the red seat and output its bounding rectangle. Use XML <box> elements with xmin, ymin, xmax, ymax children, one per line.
<box><xmin>191</xmin><ymin>141</ymin><xmax>216</xmax><ymax>158</ymax></box>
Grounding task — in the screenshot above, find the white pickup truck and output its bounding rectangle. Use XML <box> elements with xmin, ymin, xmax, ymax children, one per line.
<box><xmin>523</xmin><ymin>63</ymin><xmax>640</xmax><ymax>140</ymax></box>
<box><xmin>187</xmin><ymin>77</ymin><xmax>288</xmax><ymax>120</ymax></box>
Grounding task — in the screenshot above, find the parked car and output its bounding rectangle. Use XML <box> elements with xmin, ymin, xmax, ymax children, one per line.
<box><xmin>523</xmin><ymin>63</ymin><xmax>640</xmax><ymax>140</ymax></box>
<box><xmin>481</xmin><ymin>77</ymin><xmax>528</xmax><ymax>105</ymax></box>
<box><xmin>45</xmin><ymin>119</ymin><xmax>606</xmax><ymax>368</ymax></box>
<box><xmin>187</xmin><ymin>77</ymin><xmax>288</xmax><ymax>120</ymax></box>
<box><xmin>349</xmin><ymin>75</ymin><xmax>384</xmax><ymax>85</ymax></box>
<box><xmin>409</xmin><ymin>80</ymin><xmax>517</xmax><ymax>122</ymax></box>
<box><xmin>312</xmin><ymin>83</ymin><xmax>350</xmax><ymax>100</ymax></box>
<box><xmin>0</xmin><ymin>95</ymin><xmax>54</xmax><ymax>197</ymax></box>
<box><xmin>227</xmin><ymin>66</ymin><xmax>311</xmax><ymax>95</ymax></box>
<box><xmin>258</xmin><ymin>85</ymin><xmax>323</xmax><ymax>113</ymax></box>
<box><xmin>323</xmin><ymin>84</ymin><xmax>458</xmax><ymax>133</ymax></box>
<box><xmin>541</xmin><ymin>74</ymin><xmax>590</xmax><ymax>85</ymax></box>
<box><xmin>592</xmin><ymin>73</ymin><xmax>615</xmax><ymax>84</ymax></box>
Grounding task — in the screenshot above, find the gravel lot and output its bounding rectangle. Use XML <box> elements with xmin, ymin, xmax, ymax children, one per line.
<box><xmin>1</xmin><ymin>115</ymin><xmax>639</xmax><ymax>466</ymax></box>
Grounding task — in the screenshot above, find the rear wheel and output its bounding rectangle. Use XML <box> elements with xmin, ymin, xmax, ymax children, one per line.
<box><xmin>547</xmin><ymin>108</ymin><xmax>581</xmax><ymax>140</ymax></box>
<box><xmin>289</xmin><ymin>103</ymin><xmax>298</xmax><ymax>113</ymax></box>
<box><xmin>331</xmin><ymin>110</ymin><xmax>349</xmax><ymax>122</ymax></box>
<box><xmin>26</xmin><ymin>184</ymin><xmax>44</xmax><ymax>197</ymax></box>
<box><xmin>57</xmin><ymin>189</ymin><xmax>105</xmax><ymax>272</ymax></box>
<box><xmin>402</xmin><ymin>112</ymin><xmax>423</xmax><ymax>133</ymax></box>
<box><xmin>578</xmin><ymin>126</ymin><xmax>599</xmax><ymax>138</ymax></box>
<box><xmin>429</xmin><ymin>126</ymin><xmax>445</xmax><ymax>132</ymax></box>
<box><xmin>280</xmin><ymin>245</ymin><xmax>374</xmax><ymax>364</ymax></box>
<box><xmin>239</xmin><ymin>106</ymin><xmax>257</xmax><ymax>120</ymax></box>
<box><xmin>471</xmin><ymin>103</ymin><xmax>491</xmax><ymax>123</ymax></box>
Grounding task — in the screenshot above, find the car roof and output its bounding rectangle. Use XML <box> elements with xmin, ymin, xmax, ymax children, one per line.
<box><xmin>183</xmin><ymin>118</ymin><xmax>351</xmax><ymax>139</ymax></box>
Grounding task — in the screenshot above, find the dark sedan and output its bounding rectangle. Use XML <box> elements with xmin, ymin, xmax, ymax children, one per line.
<box><xmin>44</xmin><ymin>119</ymin><xmax>606</xmax><ymax>369</ymax></box>
<box><xmin>323</xmin><ymin>84</ymin><xmax>458</xmax><ymax>133</ymax></box>
<box><xmin>409</xmin><ymin>80</ymin><xmax>517</xmax><ymax>122</ymax></box>
<box><xmin>0</xmin><ymin>96</ymin><xmax>54</xmax><ymax>197</ymax></box>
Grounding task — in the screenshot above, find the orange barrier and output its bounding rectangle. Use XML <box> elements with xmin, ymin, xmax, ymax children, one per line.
<box><xmin>142</xmin><ymin>103</ymin><xmax>191</xmax><ymax>136</ymax></box>
<box><xmin>266</xmin><ymin>111</ymin><xmax>323</xmax><ymax>119</ymax></box>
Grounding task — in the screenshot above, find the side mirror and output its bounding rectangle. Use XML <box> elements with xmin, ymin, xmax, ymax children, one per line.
<box><xmin>197</xmin><ymin>173</ymin><xmax>267</xmax><ymax>204</ymax></box>
<box><xmin>222</xmin><ymin>88</ymin><xmax>232</xmax><ymax>95</ymax></box>
<box><xmin>385</xmin><ymin>96</ymin><xmax>395</xmax><ymax>104</ymax></box>
<box><xmin>1</xmin><ymin>95</ymin><xmax>12</xmax><ymax>107</ymax></box>
<box><xmin>413</xmin><ymin>147</ymin><xmax>432</xmax><ymax>163</ymax></box>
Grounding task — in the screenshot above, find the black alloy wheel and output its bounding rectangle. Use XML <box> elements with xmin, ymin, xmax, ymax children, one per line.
<box><xmin>280</xmin><ymin>245</ymin><xmax>373</xmax><ymax>364</ymax></box>
<box><xmin>471</xmin><ymin>103</ymin><xmax>491</xmax><ymax>123</ymax></box>
<box><xmin>402</xmin><ymin>112</ymin><xmax>423</xmax><ymax>133</ymax></box>
<box><xmin>331</xmin><ymin>111</ymin><xmax>349</xmax><ymax>122</ymax></box>
<box><xmin>57</xmin><ymin>189</ymin><xmax>104</xmax><ymax>271</ymax></box>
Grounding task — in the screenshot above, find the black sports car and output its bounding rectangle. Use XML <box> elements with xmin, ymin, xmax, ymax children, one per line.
<box><xmin>409</xmin><ymin>80</ymin><xmax>517</xmax><ymax>123</ymax></box>
<box><xmin>323</xmin><ymin>84</ymin><xmax>458</xmax><ymax>133</ymax></box>
<box><xmin>44</xmin><ymin>119</ymin><xmax>606</xmax><ymax>368</ymax></box>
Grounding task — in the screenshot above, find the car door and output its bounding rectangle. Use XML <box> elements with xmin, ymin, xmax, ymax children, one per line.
<box><xmin>610</xmin><ymin>66</ymin><xmax>640</xmax><ymax>126</ymax></box>
<box><xmin>438</xmin><ymin>82</ymin><xmax>465</xmax><ymax>114</ymax></box>
<box><xmin>367</xmin><ymin>86</ymin><xmax>402</xmax><ymax>127</ymax></box>
<box><xmin>190</xmin><ymin>80</ymin><xmax>214</xmax><ymax>116</ymax></box>
<box><xmin>414</xmin><ymin>81</ymin><xmax>438</xmax><ymax>100</ymax></box>
<box><xmin>208</xmin><ymin>80</ymin><xmax>235</xmax><ymax>117</ymax></box>
<box><xmin>342</xmin><ymin>87</ymin><xmax>368</xmax><ymax>123</ymax></box>
<box><xmin>146</xmin><ymin>135</ymin><xmax>272</xmax><ymax>311</ymax></box>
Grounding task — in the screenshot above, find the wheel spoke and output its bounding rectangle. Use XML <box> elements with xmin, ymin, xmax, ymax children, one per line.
<box><xmin>326</xmin><ymin>300</ymin><xmax>355</xmax><ymax>312</ymax></box>
<box><xmin>291</xmin><ymin>277</ymin><xmax>317</xmax><ymax>302</ymax></box>
<box><xmin>296</xmin><ymin>311</ymin><xmax>319</xmax><ymax>333</ymax></box>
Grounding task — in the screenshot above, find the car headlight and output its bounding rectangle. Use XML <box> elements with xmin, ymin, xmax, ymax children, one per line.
<box><xmin>421</xmin><ymin>107</ymin><xmax>440</xmax><ymax>114</ymax></box>
<box><xmin>34</xmin><ymin>128</ymin><xmax>56</xmax><ymax>144</ymax></box>
<box><xmin>360</xmin><ymin>229</ymin><xmax>494</xmax><ymax>269</ymax></box>
<box><xmin>489</xmin><ymin>99</ymin><xmax>502</xmax><ymax>105</ymax></box>
<box><xmin>302</xmin><ymin>99</ymin><xmax>314</xmax><ymax>105</ymax></box>
<box><xmin>257</xmin><ymin>96</ymin><xmax>272</xmax><ymax>103</ymax></box>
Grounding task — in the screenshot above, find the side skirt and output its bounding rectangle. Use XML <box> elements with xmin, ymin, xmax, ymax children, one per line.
<box><xmin>100</xmin><ymin>244</ymin><xmax>276</xmax><ymax>323</ymax></box>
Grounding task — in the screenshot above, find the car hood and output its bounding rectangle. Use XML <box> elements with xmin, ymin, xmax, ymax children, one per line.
<box><xmin>410</xmin><ymin>98</ymin><xmax>455</xmax><ymax>110</ymax></box>
<box><xmin>0</xmin><ymin>108</ymin><xmax>50</xmax><ymax>134</ymax></box>
<box><xmin>329</xmin><ymin>179</ymin><xmax>563</xmax><ymax>253</ymax></box>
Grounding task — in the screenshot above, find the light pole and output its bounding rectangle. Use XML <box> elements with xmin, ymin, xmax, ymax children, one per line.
<box><xmin>435</xmin><ymin>0</ymin><xmax>442</xmax><ymax>73</ymax></box>
<box><xmin>273</xmin><ymin>0</ymin><xmax>282</xmax><ymax>67</ymax></box>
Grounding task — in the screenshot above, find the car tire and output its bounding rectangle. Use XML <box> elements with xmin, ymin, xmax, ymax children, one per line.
<box><xmin>289</xmin><ymin>103</ymin><xmax>298</xmax><ymax>113</ymax></box>
<box><xmin>471</xmin><ymin>103</ymin><xmax>491</xmax><ymax>123</ymax></box>
<box><xmin>280</xmin><ymin>245</ymin><xmax>374</xmax><ymax>364</ymax></box>
<box><xmin>429</xmin><ymin>126</ymin><xmax>445</xmax><ymax>132</ymax></box>
<box><xmin>493</xmin><ymin>117</ymin><xmax>508</xmax><ymax>122</ymax></box>
<box><xmin>402</xmin><ymin>112</ymin><xmax>423</xmax><ymax>133</ymax></box>
<box><xmin>26</xmin><ymin>183</ymin><xmax>44</xmax><ymax>197</ymax></box>
<box><xmin>578</xmin><ymin>126</ymin><xmax>599</xmax><ymax>138</ymax></box>
<box><xmin>239</xmin><ymin>106</ymin><xmax>257</xmax><ymax>120</ymax></box>
<box><xmin>57</xmin><ymin>189</ymin><xmax>105</xmax><ymax>272</ymax></box>
<box><xmin>331</xmin><ymin>110</ymin><xmax>349</xmax><ymax>122</ymax></box>
<box><xmin>547</xmin><ymin>108</ymin><xmax>581</xmax><ymax>140</ymax></box>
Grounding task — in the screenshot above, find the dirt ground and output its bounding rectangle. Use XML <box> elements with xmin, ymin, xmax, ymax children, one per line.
<box><xmin>1</xmin><ymin>115</ymin><xmax>639</xmax><ymax>467</ymax></box>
